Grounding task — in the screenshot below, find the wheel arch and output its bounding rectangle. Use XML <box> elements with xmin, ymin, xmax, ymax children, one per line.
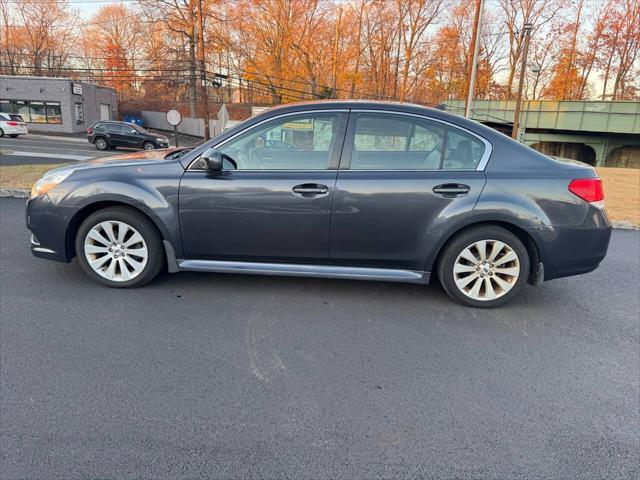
<box><xmin>65</xmin><ymin>200</ymin><xmax>170</xmax><ymax>261</ymax></box>
<box><xmin>428</xmin><ymin>219</ymin><xmax>541</xmax><ymax>284</ymax></box>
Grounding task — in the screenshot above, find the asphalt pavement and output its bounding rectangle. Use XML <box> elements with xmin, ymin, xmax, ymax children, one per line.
<box><xmin>0</xmin><ymin>132</ymin><xmax>200</xmax><ymax>166</ymax></box>
<box><xmin>0</xmin><ymin>134</ymin><xmax>112</xmax><ymax>165</ymax></box>
<box><xmin>0</xmin><ymin>197</ymin><xmax>638</xmax><ymax>479</ymax></box>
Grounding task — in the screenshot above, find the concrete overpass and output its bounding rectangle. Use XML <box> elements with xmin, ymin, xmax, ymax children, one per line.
<box><xmin>443</xmin><ymin>100</ymin><xmax>640</xmax><ymax>168</ymax></box>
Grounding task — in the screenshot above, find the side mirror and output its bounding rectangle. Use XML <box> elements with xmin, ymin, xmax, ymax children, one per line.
<box><xmin>202</xmin><ymin>148</ymin><xmax>223</xmax><ymax>171</ymax></box>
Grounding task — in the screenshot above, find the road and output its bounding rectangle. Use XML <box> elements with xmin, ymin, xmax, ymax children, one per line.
<box><xmin>0</xmin><ymin>134</ymin><xmax>113</xmax><ymax>165</ymax></box>
<box><xmin>0</xmin><ymin>197</ymin><xmax>638</xmax><ymax>479</ymax></box>
<box><xmin>0</xmin><ymin>133</ymin><xmax>199</xmax><ymax>166</ymax></box>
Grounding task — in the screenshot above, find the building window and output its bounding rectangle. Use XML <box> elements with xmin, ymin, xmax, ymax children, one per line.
<box><xmin>0</xmin><ymin>100</ymin><xmax>63</xmax><ymax>124</ymax></box>
<box><xmin>29</xmin><ymin>101</ymin><xmax>47</xmax><ymax>123</ymax></box>
<box><xmin>46</xmin><ymin>102</ymin><xmax>62</xmax><ymax>124</ymax></box>
<box><xmin>14</xmin><ymin>101</ymin><xmax>29</xmax><ymax>121</ymax></box>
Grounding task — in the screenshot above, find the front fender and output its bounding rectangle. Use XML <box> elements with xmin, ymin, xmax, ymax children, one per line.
<box><xmin>48</xmin><ymin>161</ymin><xmax>184</xmax><ymax>258</ymax></box>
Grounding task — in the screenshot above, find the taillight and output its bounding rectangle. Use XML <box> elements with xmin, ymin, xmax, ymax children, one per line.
<box><xmin>7</xmin><ymin>121</ymin><xmax>18</xmax><ymax>126</ymax></box>
<box><xmin>86</xmin><ymin>127</ymin><xmax>93</xmax><ymax>134</ymax></box>
<box><xmin>568</xmin><ymin>178</ymin><xmax>604</xmax><ymax>207</ymax></box>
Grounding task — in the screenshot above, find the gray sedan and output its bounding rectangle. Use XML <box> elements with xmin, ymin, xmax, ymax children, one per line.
<box><xmin>26</xmin><ymin>101</ymin><xmax>611</xmax><ymax>307</ymax></box>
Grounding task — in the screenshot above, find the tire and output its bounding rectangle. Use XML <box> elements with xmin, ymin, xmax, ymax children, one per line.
<box><xmin>75</xmin><ymin>207</ymin><xmax>164</xmax><ymax>288</ymax></box>
<box><xmin>94</xmin><ymin>137</ymin><xmax>109</xmax><ymax>150</ymax></box>
<box><xmin>0</xmin><ymin>128</ymin><xmax>4</xmax><ymax>137</ymax></box>
<box><xmin>142</xmin><ymin>142</ymin><xmax>155</xmax><ymax>151</ymax></box>
<box><xmin>437</xmin><ymin>225</ymin><xmax>530</xmax><ymax>308</ymax></box>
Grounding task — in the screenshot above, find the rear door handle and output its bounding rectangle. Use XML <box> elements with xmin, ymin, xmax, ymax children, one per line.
<box><xmin>433</xmin><ymin>184</ymin><xmax>470</xmax><ymax>196</ymax></box>
<box><xmin>292</xmin><ymin>183</ymin><xmax>329</xmax><ymax>196</ymax></box>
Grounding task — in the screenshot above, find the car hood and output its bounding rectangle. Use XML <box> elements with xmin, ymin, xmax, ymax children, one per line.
<box><xmin>42</xmin><ymin>148</ymin><xmax>182</xmax><ymax>178</ymax></box>
<box><xmin>87</xmin><ymin>148</ymin><xmax>180</xmax><ymax>164</ymax></box>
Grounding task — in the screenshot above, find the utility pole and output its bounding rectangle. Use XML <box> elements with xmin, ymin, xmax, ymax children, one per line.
<box><xmin>332</xmin><ymin>6</ymin><xmax>343</xmax><ymax>98</ymax></box>
<box><xmin>511</xmin><ymin>23</ymin><xmax>532</xmax><ymax>140</ymax></box>
<box><xmin>464</xmin><ymin>0</ymin><xmax>485</xmax><ymax>118</ymax></box>
<box><xmin>198</xmin><ymin>0</ymin><xmax>210</xmax><ymax>141</ymax></box>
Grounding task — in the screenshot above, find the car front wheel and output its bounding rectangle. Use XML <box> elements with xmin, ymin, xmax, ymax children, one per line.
<box><xmin>437</xmin><ymin>226</ymin><xmax>530</xmax><ymax>307</ymax></box>
<box><xmin>143</xmin><ymin>142</ymin><xmax>155</xmax><ymax>150</ymax></box>
<box><xmin>75</xmin><ymin>207</ymin><xmax>164</xmax><ymax>287</ymax></box>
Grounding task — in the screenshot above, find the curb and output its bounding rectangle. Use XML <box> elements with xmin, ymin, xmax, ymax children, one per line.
<box><xmin>0</xmin><ymin>188</ymin><xmax>638</xmax><ymax>230</ymax></box>
<box><xmin>25</xmin><ymin>134</ymin><xmax>87</xmax><ymax>143</ymax></box>
<box><xmin>611</xmin><ymin>221</ymin><xmax>640</xmax><ymax>230</ymax></box>
<box><xmin>0</xmin><ymin>189</ymin><xmax>29</xmax><ymax>198</ymax></box>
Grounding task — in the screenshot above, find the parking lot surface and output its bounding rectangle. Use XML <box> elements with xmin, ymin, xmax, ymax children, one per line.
<box><xmin>1</xmin><ymin>198</ymin><xmax>638</xmax><ymax>479</ymax></box>
<box><xmin>0</xmin><ymin>134</ymin><xmax>113</xmax><ymax>165</ymax></box>
<box><xmin>0</xmin><ymin>132</ymin><xmax>199</xmax><ymax>166</ymax></box>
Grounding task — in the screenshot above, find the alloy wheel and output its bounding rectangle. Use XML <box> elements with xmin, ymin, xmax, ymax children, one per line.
<box><xmin>452</xmin><ymin>239</ymin><xmax>520</xmax><ymax>301</ymax></box>
<box><xmin>84</xmin><ymin>221</ymin><xmax>148</xmax><ymax>282</ymax></box>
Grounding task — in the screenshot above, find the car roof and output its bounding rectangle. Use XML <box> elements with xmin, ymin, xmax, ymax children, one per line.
<box><xmin>246</xmin><ymin>100</ymin><xmax>504</xmax><ymax>144</ymax></box>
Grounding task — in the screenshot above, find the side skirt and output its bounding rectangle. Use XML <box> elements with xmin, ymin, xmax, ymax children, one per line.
<box><xmin>175</xmin><ymin>259</ymin><xmax>430</xmax><ymax>284</ymax></box>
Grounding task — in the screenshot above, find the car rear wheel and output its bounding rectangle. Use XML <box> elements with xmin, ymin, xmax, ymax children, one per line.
<box><xmin>143</xmin><ymin>142</ymin><xmax>155</xmax><ymax>150</ymax></box>
<box><xmin>0</xmin><ymin>128</ymin><xmax>4</xmax><ymax>137</ymax></box>
<box><xmin>437</xmin><ymin>226</ymin><xmax>530</xmax><ymax>307</ymax></box>
<box><xmin>75</xmin><ymin>207</ymin><xmax>164</xmax><ymax>288</ymax></box>
<box><xmin>94</xmin><ymin>137</ymin><xmax>108</xmax><ymax>150</ymax></box>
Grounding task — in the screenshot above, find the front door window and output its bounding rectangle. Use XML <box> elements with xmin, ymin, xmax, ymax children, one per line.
<box><xmin>214</xmin><ymin>112</ymin><xmax>342</xmax><ymax>170</ymax></box>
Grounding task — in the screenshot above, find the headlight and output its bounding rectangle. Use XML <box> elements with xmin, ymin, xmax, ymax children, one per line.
<box><xmin>30</xmin><ymin>170</ymin><xmax>73</xmax><ymax>199</ymax></box>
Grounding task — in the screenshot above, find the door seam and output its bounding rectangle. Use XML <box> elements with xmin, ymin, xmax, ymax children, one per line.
<box><xmin>328</xmin><ymin>110</ymin><xmax>351</xmax><ymax>261</ymax></box>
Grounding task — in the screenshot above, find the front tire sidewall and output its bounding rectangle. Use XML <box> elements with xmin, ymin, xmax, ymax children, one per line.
<box><xmin>75</xmin><ymin>208</ymin><xmax>164</xmax><ymax>288</ymax></box>
<box><xmin>143</xmin><ymin>142</ymin><xmax>155</xmax><ymax>151</ymax></box>
<box><xmin>438</xmin><ymin>227</ymin><xmax>530</xmax><ymax>308</ymax></box>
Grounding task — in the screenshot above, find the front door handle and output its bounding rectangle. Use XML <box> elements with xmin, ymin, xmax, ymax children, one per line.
<box><xmin>292</xmin><ymin>184</ymin><xmax>329</xmax><ymax>197</ymax></box>
<box><xmin>433</xmin><ymin>183</ymin><xmax>470</xmax><ymax>196</ymax></box>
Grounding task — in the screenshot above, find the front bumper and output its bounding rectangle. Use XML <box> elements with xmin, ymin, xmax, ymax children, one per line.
<box><xmin>26</xmin><ymin>196</ymin><xmax>71</xmax><ymax>263</ymax></box>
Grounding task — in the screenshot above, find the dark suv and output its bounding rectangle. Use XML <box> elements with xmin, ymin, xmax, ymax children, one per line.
<box><xmin>28</xmin><ymin>101</ymin><xmax>611</xmax><ymax>307</ymax></box>
<box><xmin>87</xmin><ymin>121</ymin><xmax>169</xmax><ymax>151</ymax></box>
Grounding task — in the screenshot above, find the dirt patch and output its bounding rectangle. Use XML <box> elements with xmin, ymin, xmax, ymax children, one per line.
<box><xmin>597</xmin><ymin>167</ymin><xmax>640</xmax><ymax>225</ymax></box>
<box><xmin>0</xmin><ymin>164</ymin><xmax>63</xmax><ymax>191</ymax></box>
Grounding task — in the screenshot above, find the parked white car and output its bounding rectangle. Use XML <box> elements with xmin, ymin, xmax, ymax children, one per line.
<box><xmin>0</xmin><ymin>113</ymin><xmax>28</xmax><ymax>137</ymax></box>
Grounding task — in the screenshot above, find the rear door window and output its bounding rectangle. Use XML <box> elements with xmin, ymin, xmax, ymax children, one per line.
<box><xmin>347</xmin><ymin>113</ymin><xmax>485</xmax><ymax>170</ymax></box>
<box><xmin>442</xmin><ymin>129</ymin><xmax>486</xmax><ymax>170</ymax></box>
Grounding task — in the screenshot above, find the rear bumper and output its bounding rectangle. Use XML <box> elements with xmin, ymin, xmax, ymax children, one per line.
<box><xmin>2</xmin><ymin>124</ymin><xmax>27</xmax><ymax>135</ymax></box>
<box><xmin>531</xmin><ymin>206</ymin><xmax>612</xmax><ymax>281</ymax></box>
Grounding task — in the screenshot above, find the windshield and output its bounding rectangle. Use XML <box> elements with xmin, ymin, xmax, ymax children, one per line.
<box><xmin>164</xmin><ymin>148</ymin><xmax>192</xmax><ymax>160</ymax></box>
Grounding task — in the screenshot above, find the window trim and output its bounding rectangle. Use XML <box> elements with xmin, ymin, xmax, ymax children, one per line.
<box><xmin>341</xmin><ymin>110</ymin><xmax>493</xmax><ymax>172</ymax></box>
<box><xmin>186</xmin><ymin>109</ymin><xmax>349</xmax><ymax>172</ymax></box>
